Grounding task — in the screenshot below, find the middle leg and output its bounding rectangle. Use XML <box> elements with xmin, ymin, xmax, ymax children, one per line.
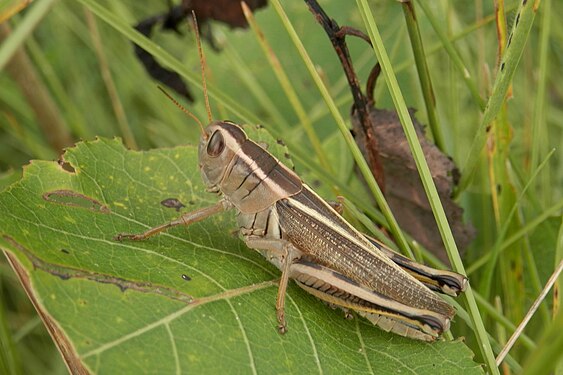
<box><xmin>244</xmin><ymin>237</ymin><xmax>301</xmax><ymax>334</ymax></box>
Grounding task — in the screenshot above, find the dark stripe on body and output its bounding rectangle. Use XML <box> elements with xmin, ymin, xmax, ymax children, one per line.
<box><xmin>365</xmin><ymin>236</ymin><xmax>466</xmax><ymax>295</ymax></box>
<box><xmin>222</xmin><ymin>138</ymin><xmax>302</xmax><ymax>214</ymax></box>
<box><xmin>292</xmin><ymin>263</ymin><xmax>444</xmax><ymax>331</ymax></box>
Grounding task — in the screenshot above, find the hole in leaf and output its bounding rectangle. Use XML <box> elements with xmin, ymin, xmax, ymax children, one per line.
<box><xmin>57</xmin><ymin>159</ymin><xmax>76</xmax><ymax>173</ymax></box>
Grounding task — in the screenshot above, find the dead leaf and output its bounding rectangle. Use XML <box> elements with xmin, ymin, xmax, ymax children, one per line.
<box><xmin>352</xmin><ymin>108</ymin><xmax>475</xmax><ymax>262</ymax></box>
<box><xmin>133</xmin><ymin>0</ymin><xmax>268</xmax><ymax>100</ymax></box>
<box><xmin>186</xmin><ymin>0</ymin><xmax>268</xmax><ymax>28</ymax></box>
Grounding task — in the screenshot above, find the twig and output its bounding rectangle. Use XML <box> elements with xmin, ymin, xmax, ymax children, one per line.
<box><xmin>304</xmin><ymin>0</ymin><xmax>384</xmax><ymax>189</ymax></box>
<box><xmin>365</xmin><ymin>63</ymin><xmax>381</xmax><ymax>105</ymax></box>
<box><xmin>496</xmin><ymin>260</ymin><xmax>563</xmax><ymax>366</ymax></box>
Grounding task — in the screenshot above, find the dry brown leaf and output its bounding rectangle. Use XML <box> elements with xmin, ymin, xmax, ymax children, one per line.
<box><xmin>134</xmin><ymin>0</ymin><xmax>268</xmax><ymax>100</ymax></box>
<box><xmin>187</xmin><ymin>0</ymin><xmax>268</xmax><ymax>28</ymax></box>
<box><xmin>352</xmin><ymin>108</ymin><xmax>475</xmax><ymax>262</ymax></box>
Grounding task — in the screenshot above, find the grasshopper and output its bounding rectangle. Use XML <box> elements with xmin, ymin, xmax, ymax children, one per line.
<box><xmin>117</xmin><ymin>15</ymin><xmax>467</xmax><ymax>342</ymax></box>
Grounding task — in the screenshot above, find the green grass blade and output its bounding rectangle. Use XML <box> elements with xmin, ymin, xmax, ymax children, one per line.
<box><xmin>401</xmin><ymin>2</ymin><xmax>444</xmax><ymax>150</ymax></box>
<box><xmin>75</xmin><ymin>0</ymin><xmax>262</xmax><ymax>127</ymax></box>
<box><xmin>0</xmin><ymin>280</ymin><xmax>22</xmax><ymax>375</ymax></box>
<box><xmin>479</xmin><ymin>149</ymin><xmax>554</xmax><ymax>303</ymax></box>
<box><xmin>270</xmin><ymin>0</ymin><xmax>415</xmax><ymax>259</ymax></box>
<box><xmin>474</xmin><ymin>292</ymin><xmax>536</xmax><ymax>351</ymax></box>
<box><xmin>522</xmin><ymin>307</ymin><xmax>563</xmax><ymax>375</ymax></box>
<box><xmin>468</xmin><ymin>198</ymin><xmax>563</xmax><ymax>274</ymax></box>
<box><xmin>242</xmin><ymin>4</ymin><xmax>333</xmax><ymax>174</ymax></box>
<box><xmin>84</xmin><ymin>9</ymin><xmax>137</xmax><ymax>149</ymax></box>
<box><xmin>222</xmin><ymin>45</ymin><xmax>290</xmax><ymax>130</ymax></box>
<box><xmin>415</xmin><ymin>0</ymin><xmax>485</xmax><ymax>111</ymax></box>
<box><xmin>531</xmin><ymin>0</ymin><xmax>552</xmax><ymax>205</ymax></box>
<box><xmin>452</xmin><ymin>299</ymin><xmax>523</xmax><ymax>373</ymax></box>
<box><xmin>0</xmin><ymin>0</ymin><xmax>58</xmax><ymax>70</ymax></box>
<box><xmin>25</xmin><ymin>36</ymin><xmax>91</xmax><ymax>138</ymax></box>
<box><xmin>457</xmin><ymin>0</ymin><xmax>539</xmax><ymax>194</ymax></box>
<box><xmin>356</xmin><ymin>1</ymin><xmax>498</xmax><ymax>373</ymax></box>
<box><xmin>556</xmin><ymin>218</ymin><xmax>563</xmax><ymax>375</ymax></box>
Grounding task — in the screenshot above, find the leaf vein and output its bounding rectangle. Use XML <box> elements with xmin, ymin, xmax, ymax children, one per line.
<box><xmin>80</xmin><ymin>280</ymin><xmax>277</xmax><ymax>359</ymax></box>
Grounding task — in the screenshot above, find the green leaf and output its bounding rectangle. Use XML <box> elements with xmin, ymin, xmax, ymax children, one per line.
<box><xmin>0</xmin><ymin>131</ymin><xmax>482</xmax><ymax>374</ymax></box>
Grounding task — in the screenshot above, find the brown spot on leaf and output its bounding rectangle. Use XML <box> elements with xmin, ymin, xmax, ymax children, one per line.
<box><xmin>3</xmin><ymin>235</ymin><xmax>194</xmax><ymax>303</ymax></box>
<box><xmin>161</xmin><ymin>198</ymin><xmax>186</xmax><ymax>212</ymax></box>
<box><xmin>43</xmin><ymin>190</ymin><xmax>110</xmax><ymax>213</ymax></box>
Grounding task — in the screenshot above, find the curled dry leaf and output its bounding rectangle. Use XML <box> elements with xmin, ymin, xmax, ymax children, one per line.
<box><xmin>186</xmin><ymin>0</ymin><xmax>268</xmax><ymax>29</ymax></box>
<box><xmin>352</xmin><ymin>108</ymin><xmax>475</xmax><ymax>262</ymax></box>
<box><xmin>134</xmin><ymin>0</ymin><xmax>268</xmax><ymax>100</ymax></box>
<box><xmin>301</xmin><ymin>0</ymin><xmax>474</xmax><ymax>263</ymax></box>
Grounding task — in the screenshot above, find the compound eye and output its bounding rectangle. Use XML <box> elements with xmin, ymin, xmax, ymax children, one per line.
<box><xmin>207</xmin><ymin>130</ymin><xmax>225</xmax><ymax>157</ymax></box>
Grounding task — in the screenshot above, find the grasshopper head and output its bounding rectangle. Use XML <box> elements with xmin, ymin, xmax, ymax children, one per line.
<box><xmin>199</xmin><ymin>121</ymin><xmax>247</xmax><ymax>190</ymax></box>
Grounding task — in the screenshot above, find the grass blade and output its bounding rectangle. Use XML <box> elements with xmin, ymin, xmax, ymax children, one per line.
<box><xmin>242</xmin><ymin>3</ymin><xmax>332</xmax><ymax>174</ymax></box>
<box><xmin>457</xmin><ymin>0</ymin><xmax>540</xmax><ymax>194</ymax></box>
<box><xmin>401</xmin><ymin>2</ymin><xmax>444</xmax><ymax>149</ymax></box>
<box><xmin>356</xmin><ymin>1</ymin><xmax>498</xmax><ymax>373</ymax></box>
<box><xmin>0</xmin><ymin>0</ymin><xmax>57</xmax><ymax>70</ymax></box>
<box><xmin>270</xmin><ymin>0</ymin><xmax>416</xmax><ymax>258</ymax></box>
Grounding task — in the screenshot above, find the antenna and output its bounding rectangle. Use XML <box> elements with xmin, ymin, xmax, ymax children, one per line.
<box><xmin>157</xmin><ymin>86</ymin><xmax>207</xmax><ymax>138</ymax></box>
<box><xmin>191</xmin><ymin>11</ymin><xmax>213</xmax><ymax>123</ymax></box>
